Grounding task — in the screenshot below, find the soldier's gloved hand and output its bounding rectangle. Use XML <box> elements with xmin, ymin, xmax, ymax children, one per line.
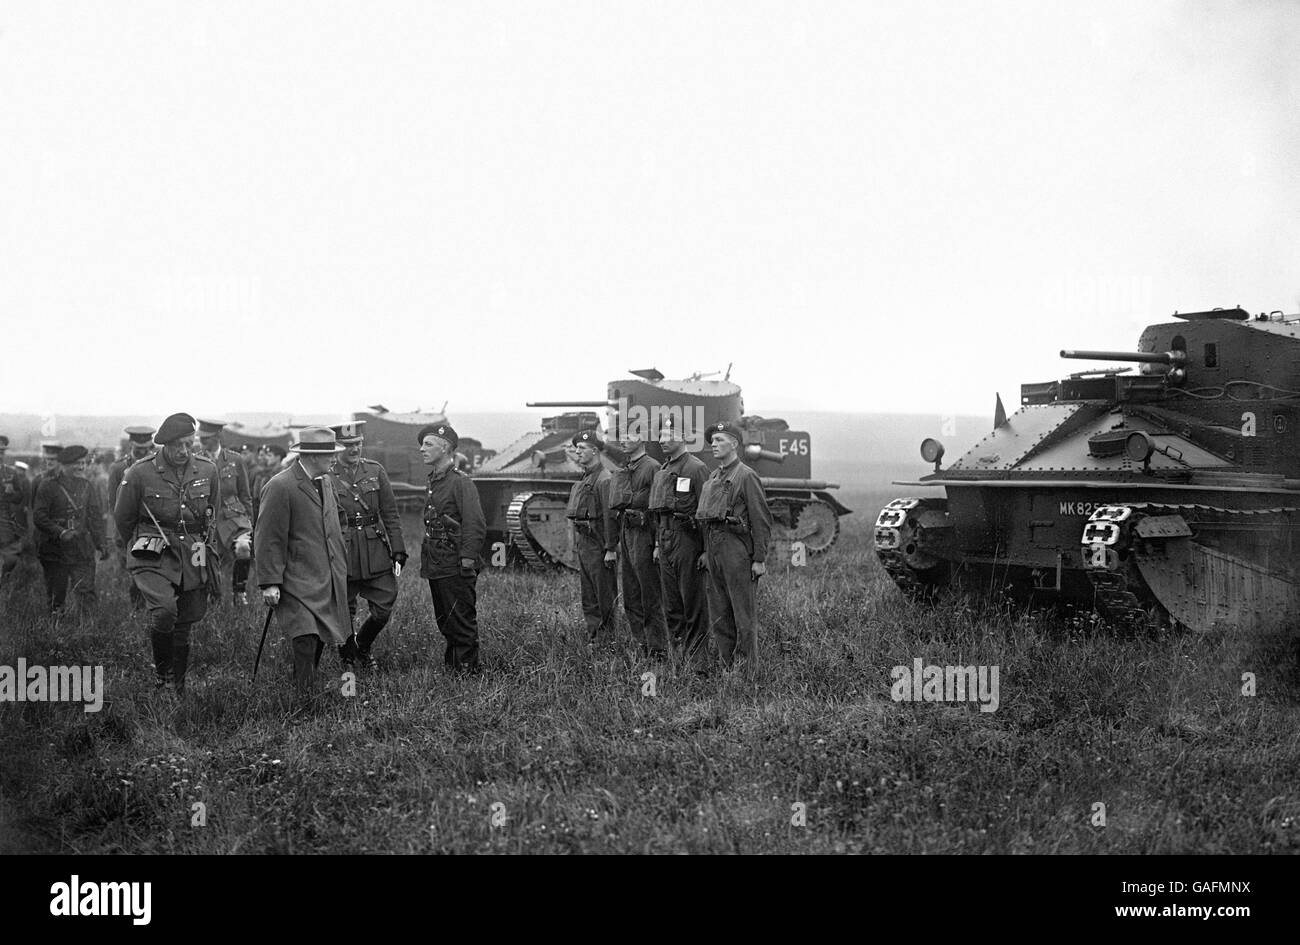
<box><xmin>393</xmin><ymin>561</ymin><xmax>403</xmax><ymax>577</ymax></box>
<box><xmin>603</xmin><ymin>551</ymin><xmax>617</xmax><ymax>570</ymax></box>
<box><xmin>652</xmin><ymin>545</ymin><xmax>660</xmax><ymax>563</ymax></box>
<box><xmin>262</xmin><ymin>585</ymin><xmax>281</xmax><ymax>607</ymax></box>
<box><xmin>696</xmin><ymin>553</ymin><xmax>708</xmax><ymax>572</ymax></box>
<box><xmin>751</xmin><ymin>561</ymin><xmax>766</xmax><ymax>581</ymax></box>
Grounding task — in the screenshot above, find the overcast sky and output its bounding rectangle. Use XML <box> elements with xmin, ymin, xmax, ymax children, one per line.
<box><xmin>1</xmin><ymin>1</ymin><xmax>1297</xmax><ymax>421</ymax></box>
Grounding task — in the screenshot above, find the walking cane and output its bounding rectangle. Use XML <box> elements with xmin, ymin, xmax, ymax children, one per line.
<box><xmin>253</xmin><ymin>604</ymin><xmax>274</xmax><ymax>680</ymax></box>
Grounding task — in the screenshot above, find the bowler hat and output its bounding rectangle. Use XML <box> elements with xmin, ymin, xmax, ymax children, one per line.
<box><xmin>290</xmin><ymin>427</ymin><xmax>345</xmax><ymax>454</ymax></box>
<box><xmin>155</xmin><ymin>413</ymin><xmax>197</xmax><ymax>445</ymax></box>
<box><xmin>417</xmin><ymin>423</ymin><xmax>458</xmax><ymax>450</ymax></box>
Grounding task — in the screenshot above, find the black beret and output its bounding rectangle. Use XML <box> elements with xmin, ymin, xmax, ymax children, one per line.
<box><xmin>707</xmin><ymin>421</ymin><xmax>744</xmax><ymax>445</ymax></box>
<box><xmin>417</xmin><ymin>423</ymin><xmax>458</xmax><ymax>449</ymax></box>
<box><xmin>571</xmin><ymin>430</ymin><xmax>604</xmax><ymax>449</ymax></box>
<box><xmin>58</xmin><ymin>445</ymin><xmax>88</xmax><ymax>464</ymax></box>
<box><xmin>155</xmin><ymin>413</ymin><xmax>197</xmax><ymax>445</ymax></box>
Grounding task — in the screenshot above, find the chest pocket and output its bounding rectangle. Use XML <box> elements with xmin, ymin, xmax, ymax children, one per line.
<box><xmin>696</xmin><ymin>477</ymin><xmax>732</xmax><ymax>521</ymax></box>
<box><xmin>358</xmin><ymin>477</ymin><xmax>381</xmax><ymax>508</ymax></box>
<box><xmin>185</xmin><ymin>478</ymin><xmax>213</xmax><ymax>518</ymax></box>
<box><xmin>608</xmin><ymin>468</ymin><xmax>634</xmax><ymax>510</ymax></box>
<box><xmin>567</xmin><ymin>480</ymin><xmax>597</xmax><ymax>519</ymax></box>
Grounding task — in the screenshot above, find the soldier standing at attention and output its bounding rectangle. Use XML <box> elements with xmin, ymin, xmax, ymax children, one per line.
<box><xmin>34</xmin><ymin>445</ymin><xmax>107</xmax><ymax>616</ymax></box>
<box><xmin>564</xmin><ymin>429</ymin><xmax>618</xmax><ymax>643</ymax></box>
<box><xmin>255</xmin><ymin>427</ymin><xmax>353</xmax><ymax>695</ymax></box>
<box><xmin>695</xmin><ymin>422</ymin><xmax>773</xmax><ymax>673</ymax></box>
<box><xmin>0</xmin><ymin>435</ymin><xmax>31</xmax><ymax>591</ymax></box>
<box><xmin>107</xmin><ymin>425</ymin><xmax>156</xmax><ymax>610</ymax></box>
<box><xmin>197</xmin><ymin>420</ymin><xmax>254</xmax><ymax>604</ymax></box>
<box><xmin>419</xmin><ymin>423</ymin><xmax>486</xmax><ymax>674</ymax></box>
<box><xmin>328</xmin><ymin>421</ymin><xmax>406</xmax><ymax>669</ymax></box>
<box><xmin>114</xmin><ymin>413</ymin><xmax>220</xmax><ymax>695</ymax></box>
<box><xmin>610</xmin><ymin>426</ymin><xmax>667</xmax><ymax>658</ymax></box>
<box><xmin>649</xmin><ymin>417</ymin><xmax>710</xmax><ymax>667</ymax></box>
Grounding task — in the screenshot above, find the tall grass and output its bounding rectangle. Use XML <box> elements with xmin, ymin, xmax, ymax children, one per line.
<box><xmin>1</xmin><ymin>488</ymin><xmax>1297</xmax><ymax>853</ymax></box>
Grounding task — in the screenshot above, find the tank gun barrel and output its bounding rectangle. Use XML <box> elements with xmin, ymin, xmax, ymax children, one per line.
<box><xmin>744</xmin><ymin>445</ymin><xmax>785</xmax><ymax>464</ymax></box>
<box><xmin>1060</xmin><ymin>349</ymin><xmax>1186</xmax><ymax>365</ymax></box>
<box><xmin>525</xmin><ymin>401</ymin><xmax>617</xmax><ymax>408</ymax></box>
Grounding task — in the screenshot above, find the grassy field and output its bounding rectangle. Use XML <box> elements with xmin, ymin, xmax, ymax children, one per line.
<box><xmin>2</xmin><ymin>484</ymin><xmax>1298</xmax><ymax>854</ymax></box>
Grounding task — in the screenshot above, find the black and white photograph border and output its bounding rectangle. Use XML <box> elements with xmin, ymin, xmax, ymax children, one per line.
<box><xmin>0</xmin><ymin>0</ymin><xmax>1296</xmax><ymax>883</ymax></box>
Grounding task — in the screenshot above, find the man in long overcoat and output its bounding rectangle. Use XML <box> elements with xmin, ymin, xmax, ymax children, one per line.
<box><xmin>254</xmin><ymin>427</ymin><xmax>353</xmax><ymax>694</ymax></box>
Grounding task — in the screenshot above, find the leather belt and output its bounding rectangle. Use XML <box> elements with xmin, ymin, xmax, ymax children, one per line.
<box><xmin>344</xmin><ymin>512</ymin><xmax>379</xmax><ymax>527</ymax></box>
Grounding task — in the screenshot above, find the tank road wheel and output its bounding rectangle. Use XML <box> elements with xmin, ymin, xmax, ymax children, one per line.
<box><xmin>874</xmin><ymin>497</ymin><xmax>954</xmax><ymax>603</ymax></box>
<box><xmin>789</xmin><ymin>499</ymin><xmax>840</xmax><ymax>555</ymax></box>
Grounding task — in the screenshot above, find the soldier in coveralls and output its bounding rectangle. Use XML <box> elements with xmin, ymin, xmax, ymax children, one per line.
<box><xmin>197</xmin><ymin>420</ymin><xmax>254</xmax><ymax>604</ymax></box>
<box><xmin>33</xmin><ymin>445</ymin><xmax>107</xmax><ymax>616</ymax></box>
<box><xmin>695</xmin><ymin>422</ymin><xmax>773</xmax><ymax>672</ymax></box>
<box><xmin>0</xmin><ymin>435</ymin><xmax>30</xmax><ymax>590</ymax></box>
<box><xmin>565</xmin><ymin>429</ymin><xmax>618</xmax><ymax>642</ymax></box>
<box><xmin>107</xmin><ymin>425</ymin><xmax>156</xmax><ymax>610</ymax></box>
<box><xmin>418</xmin><ymin>423</ymin><xmax>486</xmax><ymax>673</ymax></box>
<box><xmin>114</xmin><ymin>413</ymin><xmax>220</xmax><ymax>695</ymax></box>
<box><xmin>328</xmin><ymin>420</ymin><xmax>406</xmax><ymax>669</ymax></box>
<box><xmin>610</xmin><ymin>426</ymin><xmax>667</xmax><ymax>657</ymax></box>
<box><xmin>649</xmin><ymin>416</ymin><xmax>710</xmax><ymax>667</ymax></box>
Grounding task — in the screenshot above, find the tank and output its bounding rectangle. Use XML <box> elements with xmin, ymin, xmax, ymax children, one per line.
<box><xmin>476</xmin><ymin>368</ymin><xmax>852</xmax><ymax>569</ymax></box>
<box><xmin>874</xmin><ymin>307</ymin><xmax>1300</xmax><ymax>635</ymax></box>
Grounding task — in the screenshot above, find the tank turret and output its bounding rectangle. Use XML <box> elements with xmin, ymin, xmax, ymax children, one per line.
<box><xmin>874</xmin><ymin>306</ymin><xmax>1300</xmax><ymax>636</ymax></box>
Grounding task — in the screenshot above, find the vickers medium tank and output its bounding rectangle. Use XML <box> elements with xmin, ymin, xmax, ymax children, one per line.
<box><xmin>874</xmin><ymin>307</ymin><xmax>1300</xmax><ymax>635</ymax></box>
<box><xmin>476</xmin><ymin>368</ymin><xmax>852</xmax><ymax>569</ymax></box>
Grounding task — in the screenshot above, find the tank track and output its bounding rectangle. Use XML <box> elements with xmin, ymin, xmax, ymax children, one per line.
<box><xmin>1082</xmin><ymin>501</ymin><xmax>1300</xmax><ymax>630</ymax></box>
<box><xmin>873</xmin><ymin>497</ymin><xmax>952</xmax><ymax>601</ymax></box>
<box><xmin>505</xmin><ymin>491</ymin><xmax>573</xmax><ymax>568</ymax></box>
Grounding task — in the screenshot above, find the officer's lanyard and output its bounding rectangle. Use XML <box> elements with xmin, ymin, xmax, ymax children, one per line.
<box><xmin>55</xmin><ymin>480</ymin><xmax>86</xmax><ymax>527</ymax></box>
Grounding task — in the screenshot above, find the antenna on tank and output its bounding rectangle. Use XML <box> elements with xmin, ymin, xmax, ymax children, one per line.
<box><xmin>724</xmin><ymin>362</ymin><xmax>733</xmax><ymax>381</ymax></box>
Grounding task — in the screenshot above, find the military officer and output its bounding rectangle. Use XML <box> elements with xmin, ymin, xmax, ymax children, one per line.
<box><xmin>114</xmin><ymin>413</ymin><xmax>221</xmax><ymax>695</ymax></box>
<box><xmin>27</xmin><ymin>442</ymin><xmax>63</xmax><ymax>514</ymax></box>
<box><xmin>565</xmin><ymin>429</ymin><xmax>618</xmax><ymax>642</ymax></box>
<box><xmin>0</xmin><ymin>435</ymin><xmax>31</xmax><ymax>589</ymax></box>
<box><xmin>33</xmin><ymin>445</ymin><xmax>107</xmax><ymax>616</ymax></box>
<box><xmin>327</xmin><ymin>420</ymin><xmax>406</xmax><ymax>669</ymax></box>
<box><xmin>610</xmin><ymin>425</ymin><xmax>667</xmax><ymax>657</ymax></box>
<box><xmin>649</xmin><ymin>416</ymin><xmax>710</xmax><ymax>666</ymax></box>
<box><xmin>107</xmin><ymin>426</ymin><xmax>156</xmax><ymax>610</ymax></box>
<box><xmin>250</xmin><ymin>443</ymin><xmax>288</xmax><ymax>521</ymax></box>
<box><xmin>695</xmin><ymin>421</ymin><xmax>773</xmax><ymax>672</ymax></box>
<box><xmin>419</xmin><ymin>423</ymin><xmax>486</xmax><ymax>673</ymax></box>
<box><xmin>197</xmin><ymin>420</ymin><xmax>254</xmax><ymax>604</ymax></box>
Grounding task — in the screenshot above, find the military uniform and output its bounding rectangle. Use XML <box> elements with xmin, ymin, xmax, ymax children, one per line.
<box><xmin>0</xmin><ymin>436</ymin><xmax>30</xmax><ymax>586</ymax></box>
<box><xmin>26</xmin><ymin>443</ymin><xmax>63</xmax><ymax>515</ymax></box>
<box><xmin>565</xmin><ymin>432</ymin><xmax>618</xmax><ymax>641</ymax></box>
<box><xmin>610</xmin><ymin>450</ymin><xmax>667</xmax><ymax>654</ymax></box>
<box><xmin>33</xmin><ymin>449</ymin><xmax>105</xmax><ymax>615</ymax></box>
<box><xmin>696</xmin><ymin>441</ymin><xmax>773</xmax><ymax>670</ymax></box>
<box><xmin>114</xmin><ymin>414</ymin><xmax>220</xmax><ymax>693</ymax></box>
<box><xmin>107</xmin><ymin>426</ymin><xmax>156</xmax><ymax>610</ymax></box>
<box><xmin>328</xmin><ymin>421</ymin><xmax>406</xmax><ymax>665</ymax></box>
<box><xmin>198</xmin><ymin>421</ymin><xmax>254</xmax><ymax>603</ymax></box>
<box><xmin>419</xmin><ymin>423</ymin><xmax>487</xmax><ymax>673</ymax></box>
<box><xmin>650</xmin><ymin>448</ymin><xmax>710</xmax><ymax>664</ymax></box>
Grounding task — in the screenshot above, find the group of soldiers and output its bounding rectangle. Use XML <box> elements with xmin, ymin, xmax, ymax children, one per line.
<box><xmin>567</xmin><ymin>417</ymin><xmax>773</xmax><ymax>673</ymax></box>
<box><xmin>0</xmin><ymin>410</ymin><xmax>775</xmax><ymax>697</ymax></box>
